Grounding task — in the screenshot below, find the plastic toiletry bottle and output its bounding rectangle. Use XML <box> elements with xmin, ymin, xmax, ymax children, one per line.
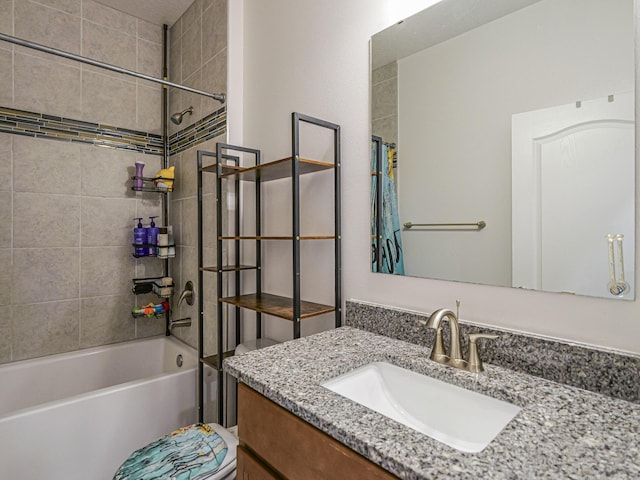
<box><xmin>147</xmin><ymin>216</ymin><xmax>159</xmax><ymax>257</ymax></box>
<box><xmin>167</xmin><ymin>225</ymin><xmax>176</xmax><ymax>258</ymax></box>
<box><xmin>133</xmin><ymin>218</ymin><xmax>146</xmax><ymax>257</ymax></box>
<box><xmin>157</xmin><ymin>227</ymin><xmax>169</xmax><ymax>259</ymax></box>
<box><xmin>134</xmin><ymin>161</ymin><xmax>145</xmax><ymax>190</ymax></box>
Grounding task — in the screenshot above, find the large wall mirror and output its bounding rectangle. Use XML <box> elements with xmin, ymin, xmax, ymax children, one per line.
<box><xmin>370</xmin><ymin>0</ymin><xmax>636</xmax><ymax>300</ymax></box>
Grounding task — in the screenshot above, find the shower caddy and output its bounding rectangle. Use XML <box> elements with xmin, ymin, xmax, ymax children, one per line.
<box><xmin>197</xmin><ymin>112</ymin><xmax>342</xmax><ymax>425</ymax></box>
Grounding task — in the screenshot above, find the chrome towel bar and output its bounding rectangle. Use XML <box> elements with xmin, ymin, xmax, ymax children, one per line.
<box><xmin>403</xmin><ymin>221</ymin><xmax>486</xmax><ymax>230</ymax></box>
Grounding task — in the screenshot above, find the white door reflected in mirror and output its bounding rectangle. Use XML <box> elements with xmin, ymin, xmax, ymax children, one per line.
<box><xmin>512</xmin><ymin>92</ymin><xmax>635</xmax><ymax>299</ymax></box>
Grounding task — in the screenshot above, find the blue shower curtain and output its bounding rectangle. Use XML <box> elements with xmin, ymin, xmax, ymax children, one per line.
<box><xmin>371</xmin><ymin>142</ymin><xmax>405</xmax><ymax>275</ymax></box>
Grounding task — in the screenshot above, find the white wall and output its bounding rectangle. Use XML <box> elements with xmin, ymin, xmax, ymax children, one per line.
<box><xmin>398</xmin><ymin>0</ymin><xmax>633</xmax><ymax>287</ymax></box>
<box><xmin>235</xmin><ymin>0</ymin><xmax>640</xmax><ymax>355</ymax></box>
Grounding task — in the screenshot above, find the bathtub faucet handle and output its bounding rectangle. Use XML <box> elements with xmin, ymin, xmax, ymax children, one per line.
<box><xmin>178</xmin><ymin>281</ymin><xmax>194</xmax><ymax>307</ymax></box>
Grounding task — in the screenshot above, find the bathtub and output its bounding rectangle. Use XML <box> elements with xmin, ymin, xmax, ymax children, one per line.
<box><xmin>0</xmin><ymin>336</ymin><xmax>204</xmax><ymax>480</ymax></box>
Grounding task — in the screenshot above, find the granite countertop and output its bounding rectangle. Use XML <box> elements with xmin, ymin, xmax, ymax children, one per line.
<box><xmin>224</xmin><ymin>326</ymin><xmax>640</xmax><ymax>479</ymax></box>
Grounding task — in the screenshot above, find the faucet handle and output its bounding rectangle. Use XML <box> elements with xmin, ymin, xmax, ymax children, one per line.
<box><xmin>178</xmin><ymin>281</ymin><xmax>195</xmax><ymax>307</ymax></box>
<box><xmin>467</xmin><ymin>333</ymin><xmax>499</xmax><ymax>373</ymax></box>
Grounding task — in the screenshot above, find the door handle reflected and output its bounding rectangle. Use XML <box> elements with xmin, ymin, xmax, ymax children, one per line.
<box><xmin>606</xmin><ymin>234</ymin><xmax>629</xmax><ymax>296</ymax></box>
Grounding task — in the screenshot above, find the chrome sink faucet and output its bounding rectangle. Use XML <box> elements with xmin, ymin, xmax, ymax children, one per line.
<box><xmin>423</xmin><ymin>300</ymin><xmax>498</xmax><ymax>373</ymax></box>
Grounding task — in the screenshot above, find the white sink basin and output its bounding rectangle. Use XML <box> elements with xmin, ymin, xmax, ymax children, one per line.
<box><xmin>321</xmin><ymin>362</ymin><xmax>521</xmax><ymax>453</ymax></box>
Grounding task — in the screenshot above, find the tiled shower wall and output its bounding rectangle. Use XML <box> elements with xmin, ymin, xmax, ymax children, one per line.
<box><xmin>168</xmin><ymin>0</ymin><xmax>228</xmax><ymax>354</ymax></box>
<box><xmin>372</xmin><ymin>62</ymin><xmax>398</xmax><ymax>146</ymax></box>
<box><xmin>0</xmin><ymin>0</ymin><xmax>167</xmax><ymax>364</ymax></box>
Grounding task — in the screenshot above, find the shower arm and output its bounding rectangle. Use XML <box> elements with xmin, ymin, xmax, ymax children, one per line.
<box><xmin>0</xmin><ymin>32</ymin><xmax>226</xmax><ymax>104</ymax></box>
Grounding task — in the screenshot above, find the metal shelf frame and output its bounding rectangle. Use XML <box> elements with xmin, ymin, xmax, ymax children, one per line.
<box><xmin>196</xmin><ymin>113</ymin><xmax>342</xmax><ymax>426</ymax></box>
<box><xmin>197</xmin><ymin>148</ymin><xmax>249</xmax><ymax>425</ymax></box>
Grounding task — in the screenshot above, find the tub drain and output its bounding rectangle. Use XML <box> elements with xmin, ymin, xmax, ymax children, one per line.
<box><xmin>176</xmin><ymin>354</ymin><xmax>184</xmax><ymax>367</ymax></box>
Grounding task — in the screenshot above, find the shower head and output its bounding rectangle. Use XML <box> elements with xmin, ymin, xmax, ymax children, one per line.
<box><xmin>170</xmin><ymin>106</ymin><xmax>193</xmax><ymax>125</ymax></box>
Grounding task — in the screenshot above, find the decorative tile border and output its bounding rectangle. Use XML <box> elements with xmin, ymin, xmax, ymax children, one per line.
<box><xmin>0</xmin><ymin>105</ymin><xmax>227</xmax><ymax>156</ymax></box>
<box><xmin>345</xmin><ymin>300</ymin><xmax>640</xmax><ymax>403</ymax></box>
<box><xmin>168</xmin><ymin>106</ymin><xmax>227</xmax><ymax>155</ymax></box>
<box><xmin>0</xmin><ymin>106</ymin><xmax>164</xmax><ymax>155</ymax></box>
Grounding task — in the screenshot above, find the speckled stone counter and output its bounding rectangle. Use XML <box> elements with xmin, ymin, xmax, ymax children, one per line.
<box><xmin>224</xmin><ymin>327</ymin><xmax>640</xmax><ymax>479</ymax></box>
<box><xmin>346</xmin><ymin>300</ymin><xmax>640</xmax><ymax>403</ymax></box>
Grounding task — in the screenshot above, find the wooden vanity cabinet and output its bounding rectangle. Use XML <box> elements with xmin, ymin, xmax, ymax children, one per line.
<box><xmin>237</xmin><ymin>383</ymin><xmax>398</xmax><ymax>480</ymax></box>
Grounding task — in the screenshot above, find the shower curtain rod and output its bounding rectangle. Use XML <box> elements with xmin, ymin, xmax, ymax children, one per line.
<box><xmin>0</xmin><ymin>32</ymin><xmax>226</xmax><ymax>103</ymax></box>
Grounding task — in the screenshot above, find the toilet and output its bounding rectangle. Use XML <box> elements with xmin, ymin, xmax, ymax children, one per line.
<box><xmin>113</xmin><ymin>423</ymin><xmax>239</xmax><ymax>480</ymax></box>
<box><xmin>234</xmin><ymin>337</ymin><xmax>279</xmax><ymax>355</ymax></box>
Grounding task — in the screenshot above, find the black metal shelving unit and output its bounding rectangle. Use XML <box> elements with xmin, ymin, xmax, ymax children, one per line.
<box><xmin>196</xmin><ymin>112</ymin><xmax>341</xmax><ymax>426</ymax></box>
<box><xmin>371</xmin><ymin>135</ymin><xmax>384</xmax><ymax>272</ymax></box>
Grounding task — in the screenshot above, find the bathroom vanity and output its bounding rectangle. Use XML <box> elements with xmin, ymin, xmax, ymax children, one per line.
<box><xmin>236</xmin><ymin>383</ymin><xmax>395</xmax><ymax>479</ymax></box>
<box><xmin>224</xmin><ymin>327</ymin><xmax>640</xmax><ymax>479</ymax></box>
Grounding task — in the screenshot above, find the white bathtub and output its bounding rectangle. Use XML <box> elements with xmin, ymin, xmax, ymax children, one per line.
<box><xmin>0</xmin><ymin>336</ymin><xmax>202</xmax><ymax>480</ymax></box>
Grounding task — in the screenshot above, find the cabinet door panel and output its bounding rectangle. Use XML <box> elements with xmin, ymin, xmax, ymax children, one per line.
<box><xmin>238</xmin><ymin>383</ymin><xmax>398</xmax><ymax>480</ymax></box>
<box><xmin>237</xmin><ymin>445</ymin><xmax>281</xmax><ymax>480</ymax></box>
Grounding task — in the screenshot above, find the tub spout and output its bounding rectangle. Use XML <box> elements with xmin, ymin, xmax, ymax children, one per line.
<box><xmin>169</xmin><ymin>317</ymin><xmax>191</xmax><ymax>330</ymax></box>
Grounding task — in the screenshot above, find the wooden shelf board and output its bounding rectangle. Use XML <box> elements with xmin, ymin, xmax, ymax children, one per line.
<box><xmin>219</xmin><ymin>293</ymin><xmax>335</xmax><ymax>320</ymax></box>
<box><xmin>218</xmin><ymin>235</ymin><xmax>335</xmax><ymax>240</ymax></box>
<box><xmin>201</xmin><ymin>164</ymin><xmax>242</xmax><ymax>175</ymax></box>
<box><xmin>201</xmin><ymin>265</ymin><xmax>258</xmax><ymax>272</ymax></box>
<box><xmin>201</xmin><ymin>351</ymin><xmax>235</xmax><ymax>369</ymax></box>
<box><xmin>219</xmin><ymin>157</ymin><xmax>334</xmax><ymax>182</ymax></box>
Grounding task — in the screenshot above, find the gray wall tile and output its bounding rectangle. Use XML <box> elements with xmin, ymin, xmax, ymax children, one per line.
<box><xmin>202</xmin><ymin>271</ymin><xmax>217</xmax><ymax>355</ymax></box>
<box><xmin>201</xmin><ymin>49</ymin><xmax>226</xmax><ymax>115</ymax></box>
<box><xmin>372</xmin><ymin>77</ymin><xmax>397</xmax><ymax>121</ymax></box>
<box><xmin>168</xmin><ymin>153</ymin><xmax>181</xmax><ymax>198</ymax></box>
<box><xmin>136</xmin><ymin>314</ymin><xmax>165</xmax><ymax>338</ymax></box>
<box><xmin>13</xmin><ymin>193</ymin><xmax>80</xmax><ymax>247</ymax></box>
<box><xmin>171</xmin><ymin>245</ymin><xmax>198</xmax><ymax>349</ymax></box>
<box><xmin>136</xmin><ymin>193</ymin><xmax>163</xmax><ymax>224</ymax></box>
<box><xmin>13</xmin><ymin>248</ymin><xmax>80</xmax><ymax>304</ymax></box>
<box><xmin>80</xmin><ymin>294</ymin><xmax>136</xmax><ymax>347</ymax></box>
<box><xmin>137</xmin><ymin>84</ymin><xmax>163</xmax><ymax>135</ymax></box>
<box><xmin>0</xmin><ymin>48</ymin><xmax>12</xmax><ymax>107</ymax></box>
<box><xmin>181</xmin><ymin>69</ymin><xmax>205</xmax><ymax>126</ymax></box>
<box><xmin>81</xmin><ymin>197</ymin><xmax>137</xmax><ymax>247</ymax></box>
<box><xmin>178</xmin><ymin>149</ymin><xmax>198</xmax><ymax>198</ymax></box>
<box><xmin>14</xmin><ymin>53</ymin><xmax>82</xmax><ymax>118</ymax></box>
<box><xmin>137</xmin><ymin>39</ymin><xmax>163</xmax><ymax>78</ymax></box>
<box><xmin>13</xmin><ymin>300</ymin><xmax>80</xmax><ymax>360</ymax></box>
<box><xmin>134</xmin><ymin>257</ymin><xmax>164</xmax><ymax>279</ymax></box>
<box><xmin>182</xmin><ymin>0</ymin><xmax>203</xmax><ymax>32</ymax></box>
<box><xmin>372</xmin><ymin>116</ymin><xmax>398</xmax><ymax>146</ymax></box>
<box><xmin>202</xmin><ymin>0</ymin><xmax>226</xmax><ymax>64</ymax></box>
<box><xmin>81</xmin><ymin>70</ymin><xmax>137</xmax><ymax>129</ymax></box>
<box><xmin>82</xmin><ymin>20</ymin><xmax>137</xmax><ymax>72</ymax></box>
<box><xmin>0</xmin><ymin>306</ymin><xmax>11</xmax><ymax>362</ymax></box>
<box><xmin>0</xmin><ymin>133</ymin><xmax>11</xmax><ymax>192</ymax></box>
<box><xmin>80</xmin><ymin>145</ymin><xmax>139</xmax><ymax>198</ymax></box>
<box><xmin>0</xmin><ymin>249</ymin><xmax>12</xmax><ymax>305</ymax></box>
<box><xmin>181</xmin><ymin>21</ymin><xmax>202</xmax><ymax>81</ymax></box>
<box><xmin>181</xmin><ymin>197</ymin><xmax>198</xmax><ymax>247</ymax></box>
<box><xmin>170</xmin><ymin>17</ymin><xmax>182</xmax><ymax>46</ymax></box>
<box><xmin>81</xmin><ymin>247</ymin><xmax>135</xmax><ymax>297</ymax></box>
<box><xmin>202</xmin><ymin>193</ymin><xmax>216</xmax><ymax>250</ymax></box>
<box><xmin>172</xmin><ymin>246</ymin><xmax>183</xmax><ymax>293</ymax></box>
<box><xmin>0</xmin><ymin>0</ymin><xmax>13</xmax><ymax>36</ymax></box>
<box><xmin>13</xmin><ymin>135</ymin><xmax>82</xmax><ymax>195</ymax></box>
<box><xmin>372</xmin><ymin>62</ymin><xmax>397</xmax><ymax>85</ymax></box>
<box><xmin>137</xmin><ymin>19</ymin><xmax>163</xmax><ymax>44</ymax></box>
<box><xmin>82</xmin><ymin>0</ymin><xmax>137</xmax><ymax>34</ymax></box>
<box><xmin>0</xmin><ymin>192</ymin><xmax>10</xmax><ymax>247</ymax></box>
<box><xmin>15</xmin><ymin>1</ymin><xmax>81</xmax><ymax>54</ymax></box>
<box><xmin>170</xmin><ymin>35</ymin><xmax>182</xmax><ymax>82</ymax></box>
<box><xmin>31</xmin><ymin>0</ymin><xmax>81</xmax><ymax>16</ymax></box>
